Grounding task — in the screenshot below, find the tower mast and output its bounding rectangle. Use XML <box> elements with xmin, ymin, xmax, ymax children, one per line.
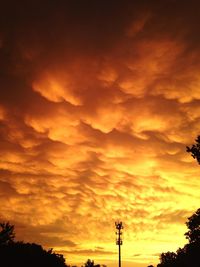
<box><xmin>115</xmin><ymin>222</ymin><xmax>123</xmax><ymax>267</ymax></box>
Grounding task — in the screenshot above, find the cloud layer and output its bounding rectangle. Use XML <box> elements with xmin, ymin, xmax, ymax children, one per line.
<box><xmin>1</xmin><ymin>1</ymin><xmax>200</xmax><ymax>266</ymax></box>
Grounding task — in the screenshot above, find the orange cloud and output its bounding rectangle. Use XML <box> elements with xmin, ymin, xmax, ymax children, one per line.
<box><xmin>33</xmin><ymin>71</ymin><xmax>82</xmax><ymax>106</ymax></box>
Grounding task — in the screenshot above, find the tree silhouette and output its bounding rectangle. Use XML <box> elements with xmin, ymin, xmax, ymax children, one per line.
<box><xmin>157</xmin><ymin>252</ymin><xmax>177</xmax><ymax>267</ymax></box>
<box><xmin>153</xmin><ymin>208</ymin><xmax>200</xmax><ymax>267</ymax></box>
<box><xmin>186</xmin><ymin>135</ymin><xmax>200</xmax><ymax>164</ymax></box>
<box><xmin>83</xmin><ymin>259</ymin><xmax>95</xmax><ymax>267</ymax></box>
<box><xmin>0</xmin><ymin>222</ymin><xmax>15</xmax><ymax>245</ymax></box>
<box><xmin>0</xmin><ymin>222</ymin><xmax>68</xmax><ymax>267</ymax></box>
<box><xmin>185</xmin><ymin>208</ymin><xmax>200</xmax><ymax>243</ymax></box>
<box><xmin>82</xmin><ymin>259</ymin><xmax>105</xmax><ymax>267</ymax></box>
<box><xmin>0</xmin><ymin>241</ymin><xmax>67</xmax><ymax>267</ymax></box>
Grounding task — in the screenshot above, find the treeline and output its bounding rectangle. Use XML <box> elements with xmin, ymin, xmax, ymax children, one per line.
<box><xmin>147</xmin><ymin>208</ymin><xmax>200</xmax><ymax>267</ymax></box>
<box><xmin>0</xmin><ymin>222</ymin><xmax>104</xmax><ymax>267</ymax></box>
<box><xmin>1</xmin><ymin>208</ymin><xmax>200</xmax><ymax>267</ymax></box>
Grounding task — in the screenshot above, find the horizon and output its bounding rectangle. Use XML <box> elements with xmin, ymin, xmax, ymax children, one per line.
<box><xmin>1</xmin><ymin>1</ymin><xmax>200</xmax><ymax>267</ymax></box>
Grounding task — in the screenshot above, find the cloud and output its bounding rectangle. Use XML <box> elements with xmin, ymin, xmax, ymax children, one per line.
<box><xmin>153</xmin><ymin>209</ymin><xmax>191</xmax><ymax>225</ymax></box>
<box><xmin>63</xmin><ymin>249</ymin><xmax>116</xmax><ymax>256</ymax></box>
<box><xmin>1</xmin><ymin>1</ymin><xmax>200</xmax><ymax>266</ymax></box>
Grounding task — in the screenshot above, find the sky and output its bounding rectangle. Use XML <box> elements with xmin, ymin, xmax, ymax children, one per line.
<box><xmin>0</xmin><ymin>0</ymin><xmax>200</xmax><ymax>266</ymax></box>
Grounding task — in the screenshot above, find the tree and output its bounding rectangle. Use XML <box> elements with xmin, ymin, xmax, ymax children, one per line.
<box><xmin>82</xmin><ymin>259</ymin><xmax>105</xmax><ymax>267</ymax></box>
<box><xmin>185</xmin><ymin>208</ymin><xmax>200</xmax><ymax>243</ymax></box>
<box><xmin>84</xmin><ymin>259</ymin><xmax>95</xmax><ymax>267</ymax></box>
<box><xmin>158</xmin><ymin>251</ymin><xmax>177</xmax><ymax>267</ymax></box>
<box><xmin>0</xmin><ymin>221</ymin><xmax>68</xmax><ymax>267</ymax></box>
<box><xmin>0</xmin><ymin>222</ymin><xmax>15</xmax><ymax>245</ymax></box>
<box><xmin>0</xmin><ymin>241</ymin><xmax>67</xmax><ymax>267</ymax></box>
<box><xmin>186</xmin><ymin>135</ymin><xmax>200</xmax><ymax>164</ymax></box>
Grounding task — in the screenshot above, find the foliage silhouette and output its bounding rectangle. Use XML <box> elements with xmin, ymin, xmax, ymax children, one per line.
<box><xmin>158</xmin><ymin>251</ymin><xmax>177</xmax><ymax>267</ymax></box>
<box><xmin>0</xmin><ymin>222</ymin><xmax>15</xmax><ymax>245</ymax></box>
<box><xmin>185</xmin><ymin>208</ymin><xmax>200</xmax><ymax>243</ymax></box>
<box><xmin>186</xmin><ymin>135</ymin><xmax>200</xmax><ymax>164</ymax></box>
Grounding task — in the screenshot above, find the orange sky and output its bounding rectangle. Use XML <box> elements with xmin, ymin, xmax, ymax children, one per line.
<box><xmin>0</xmin><ymin>1</ymin><xmax>200</xmax><ymax>266</ymax></box>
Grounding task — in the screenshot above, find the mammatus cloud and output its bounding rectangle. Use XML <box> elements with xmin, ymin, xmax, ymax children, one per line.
<box><xmin>1</xmin><ymin>1</ymin><xmax>200</xmax><ymax>266</ymax></box>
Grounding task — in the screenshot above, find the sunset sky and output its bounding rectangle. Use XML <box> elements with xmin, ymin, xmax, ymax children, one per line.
<box><xmin>1</xmin><ymin>1</ymin><xmax>200</xmax><ymax>266</ymax></box>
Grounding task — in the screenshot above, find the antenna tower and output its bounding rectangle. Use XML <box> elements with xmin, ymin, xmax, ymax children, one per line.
<box><xmin>115</xmin><ymin>221</ymin><xmax>123</xmax><ymax>267</ymax></box>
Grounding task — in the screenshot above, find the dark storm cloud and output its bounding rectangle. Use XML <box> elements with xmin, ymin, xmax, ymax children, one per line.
<box><xmin>1</xmin><ymin>0</ymin><xmax>200</xmax><ymax>110</ymax></box>
<box><xmin>1</xmin><ymin>1</ymin><xmax>200</xmax><ymax>55</ymax></box>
